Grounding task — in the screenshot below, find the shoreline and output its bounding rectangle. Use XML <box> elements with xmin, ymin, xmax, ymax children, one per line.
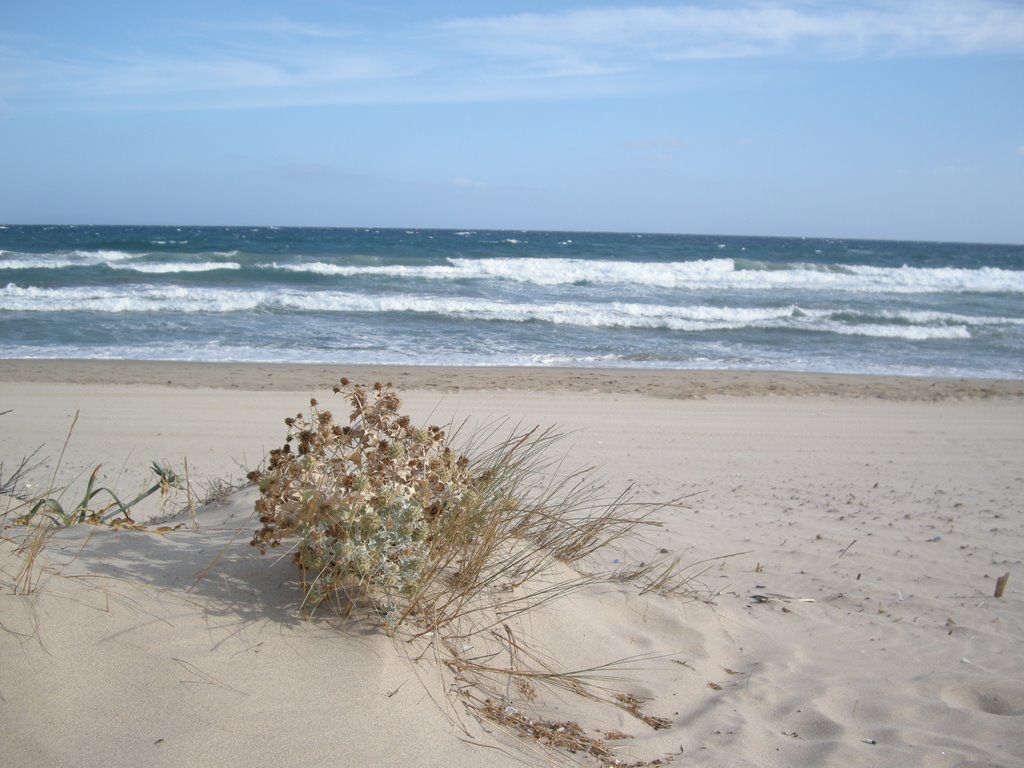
<box><xmin>2</xmin><ymin>359</ymin><xmax>1023</xmax><ymax>399</ymax></box>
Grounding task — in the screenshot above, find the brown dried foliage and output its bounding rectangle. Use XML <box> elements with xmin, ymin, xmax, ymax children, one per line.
<box><xmin>249</xmin><ymin>379</ymin><xmax>689</xmax><ymax>765</ymax></box>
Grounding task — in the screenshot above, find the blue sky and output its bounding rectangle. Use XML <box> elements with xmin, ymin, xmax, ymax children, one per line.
<box><xmin>2</xmin><ymin>1</ymin><xmax>1022</xmax><ymax>242</ymax></box>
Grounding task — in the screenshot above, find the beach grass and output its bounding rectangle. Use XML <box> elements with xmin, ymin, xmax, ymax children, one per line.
<box><xmin>248</xmin><ymin>379</ymin><xmax>697</xmax><ymax>765</ymax></box>
<box><xmin>2</xmin><ymin>376</ymin><xmax>696</xmax><ymax>765</ymax></box>
<box><xmin>3</xmin><ymin>367</ymin><xmax>1022</xmax><ymax>767</ymax></box>
<box><xmin>3</xmin><ymin>379</ymin><xmax>702</xmax><ymax>765</ymax></box>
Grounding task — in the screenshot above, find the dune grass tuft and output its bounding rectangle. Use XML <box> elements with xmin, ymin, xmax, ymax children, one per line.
<box><xmin>2</xmin><ymin>408</ymin><xmax>186</xmax><ymax>594</ymax></box>
<box><xmin>250</xmin><ymin>379</ymin><xmax>698</xmax><ymax>765</ymax></box>
<box><xmin>14</xmin><ymin>461</ymin><xmax>182</xmax><ymax>529</ymax></box>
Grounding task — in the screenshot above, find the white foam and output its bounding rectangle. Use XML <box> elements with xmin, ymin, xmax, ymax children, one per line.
<box><xmin>825</xmin><ymin>323</ymin><xmax>971</xmax><ymax>340</ymax></box>
<box><xmin>0</xmin><ymin>257</ymin><xmax>78</xmax><ymax>270</ymax></box>
<box><xmin>844</xmin><ymin>264</ymin><xmax>1024</xmax><ymax>293</ymax></box>
<box><xmin>0</xmin><ymin>284</ymin><xmax>264</xmax><ymax>313</ymax></box>
<box><xmin>2</xmin><ymin>251</ymin><xmax>142</xmax><ymax>269</ymax></box>
<box><xmin>266</xmin><ymin>257</ymin><xmax>1024</xmax><ymax>294</ymax></box>
<box><xmin>855</xmin><ymin>309</ymin><xmax>1024</xmax><ymax>327</ymax></box>
<box><xmin>9</xmin><ymin>250</ymin><xmax>1024</xmax><ymax>296</ymax></box>
<box><xmin>0</xmin><ymin>255</ymin><xmax>241</xmax><ymax>273</ymax></box>
<box><xmin>0</xmin><ymin>285</ymin><xmax>1001</xmax><ymax>343</ymax></box>
<box><xmin>72</xmin><ymin>249</ymin><xmax>139</xmax><ymax>262</ymax></box>
<box><xmin>108</xmin><ymin>261</ymin><xmax>241</xmax><ymax>274</ymax></box>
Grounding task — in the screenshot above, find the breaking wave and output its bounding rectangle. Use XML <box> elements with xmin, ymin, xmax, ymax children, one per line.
<box><xmin>3</xmin><ymin>284</ymin><xmax>1011</xmax><ymax>340</ymax></box>
<box><xmin>266</xmin><ymin>257</ymin><xmax>1024</xmax><ymax>294</ymax></box>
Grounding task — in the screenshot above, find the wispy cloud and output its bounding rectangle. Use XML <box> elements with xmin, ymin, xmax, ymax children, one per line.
<box><xmin>451</xmin><ymin>177</ymin><xmax>488</xmax><ymax>189</ymax></box>
<box><xmin>3</xmin><ymin>27</ymin><xmax>424</xmax><ymax>110</ymax></box>
<box><xmin>218</xmin><ymin>18</ymin><xmax>359</xmax><ymax>40</ymax></box>
<box><xmin>441</xmin><ymin>1</ymin><xmax>1024</xmax><ymax>67</ymax></box>
<box><xmin>5</xmin><ymin>2</ymin><xmax>1024</xmax><ymax>111</ymax></box>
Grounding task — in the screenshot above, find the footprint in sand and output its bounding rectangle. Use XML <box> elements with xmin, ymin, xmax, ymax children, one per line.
<box><xmin>940</xmin><ymin>683</ymin><xmax>1024</xmax><ymax>716</ymax></box>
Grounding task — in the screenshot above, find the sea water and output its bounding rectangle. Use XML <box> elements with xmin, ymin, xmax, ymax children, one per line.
<box><xmin>2</xmin><ymin>225</ymin><xmax>1022</xmax><ymax>379</ymax></box>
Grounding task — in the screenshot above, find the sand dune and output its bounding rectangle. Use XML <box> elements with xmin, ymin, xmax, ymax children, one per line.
<box><xmin>2</xmin><ymin>364</ymin><xmax>1022</xmax><ymax>767</ymax></box>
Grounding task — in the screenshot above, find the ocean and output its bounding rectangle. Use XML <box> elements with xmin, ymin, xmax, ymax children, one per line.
<box><xmin>2</xmin><ymin>225</ymin><xmax>1023</xmax><ymax>379</ymax></box>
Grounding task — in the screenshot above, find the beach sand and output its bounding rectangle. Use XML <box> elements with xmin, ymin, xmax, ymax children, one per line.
<box><xmin>2</xmin><ymin>362</ymin><xmax>1023</xmax><ymax>767</ymax></box>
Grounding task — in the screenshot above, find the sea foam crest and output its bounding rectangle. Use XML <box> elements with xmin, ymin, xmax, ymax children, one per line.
<box><xmin>72</xmin><ymin>249</ymin><xmax>139</xmax><ymax>262</ymax></box>
<box><xmin>825</xmin><ymin>324</ymin><xmax>970</xmax><ymax>340</ymax></box>
<box><xmin>0</xmin><ymin>255</ymin><xmax>241</xmax><ymax>273</ymax></box>
<box><xmin>446</xmin><ymin>258</ymin><xmax>1024</xmax><ymax>293</ymax></box>
<box><xmin>0</xmin><ymin>256</ymin><xmax>78</xmax><ymax>270</ymax></box>
<box><xmin>108</xmin><ymin>261</ymin><xmax>242</xmax><ymax>274</ymax></box>
<box><xmin>269</xmin><ymin>257</ymin><xmax>1024</xmax><ymax>293</ymax></box>
<box><xmin>270</xmin><ymin>262</ymin><xmax>456</xmax><ymax>279</ymax></box>
<box><xmin>0</xmin><ymin>284</ymin><xmax>262</xmax><ymax>313</ymax></box>
<box><xmin>0</xmin><ymin>284</ymin><xmax>993</xmax><ymax>341</ymax></box>
<box><xmin>0</xmin><ymin>249</ymin><xmax>147</xmax><ymax>269</ymax></box>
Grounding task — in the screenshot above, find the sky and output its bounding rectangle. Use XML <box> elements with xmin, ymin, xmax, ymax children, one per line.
<box><xmin>1</xmin><ymin>1</ymin><xmax>1023</xmax><ymax>242</ymax></box>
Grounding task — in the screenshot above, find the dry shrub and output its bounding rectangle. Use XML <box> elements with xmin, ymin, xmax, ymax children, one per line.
<box><xmin>250</xmin><ymin>379</ymin><xmax>479</xmax><ymax>618</ymax></box>
<box><xmin>250</xmin><ymin>379</ymin><xmax>693</xmax><ymax>765</ymax></box>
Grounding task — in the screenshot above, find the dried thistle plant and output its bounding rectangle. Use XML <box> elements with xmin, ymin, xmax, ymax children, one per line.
<box><xmin>250</xmin><ymin>380</ymin><xmax>479</xmax><ymax>618</ymax></box>
<box><xmin>250</xmin><ymin>379</ymin><xmax>692</xmax><ymax>765</ymax></box>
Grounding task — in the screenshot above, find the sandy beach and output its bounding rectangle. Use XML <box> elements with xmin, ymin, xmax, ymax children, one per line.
<box><xmin>2</xmin><ymin>362</ymin><xmax>1022</xmax><ymax>767</ymax></box>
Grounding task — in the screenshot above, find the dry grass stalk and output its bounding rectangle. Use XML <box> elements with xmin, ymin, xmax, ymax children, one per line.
<box><xmin>473</xmin><ymin>693</ymin><xmax>671</xmax><ymax>767</ymax></box>
<box><xmin>12</xmin><ymin>523</ymin><xmax>54</xmax><ymax>595</ymax></box>
<box><xmin>1</xmin><ymin>447</ymin><xmax>43</xmax><ymax>503</ymax></box>
<box><xmin>479</xmin><ymin>700</ymin><xmax>615</xmax><ymax>763</ymax></box>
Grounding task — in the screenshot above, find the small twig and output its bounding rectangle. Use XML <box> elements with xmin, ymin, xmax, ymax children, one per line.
<box><xmin>184</xmin><ymin>458</ymin><xmax>198</xmax><ymax>529</ymax></box>
<box><xmin>837</xmin><ymin>539</ymin><xmax>857</xmax><ymax>559</ymax></box>
<box><xmin>994</xmin><ymin>572</ymin><xmax>1010</xmax><ymax>598</ymax></box>
<box><xmin>172</xmin><ymin>658</ymin><xmax>249</xmax><ymax>697</ymax></box>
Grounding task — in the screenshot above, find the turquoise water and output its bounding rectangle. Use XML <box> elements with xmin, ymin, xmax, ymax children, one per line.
<box><xmin>2</xmin><ymin>225</ymin><xmax>1023</xmax><ymax>378</ymax></box>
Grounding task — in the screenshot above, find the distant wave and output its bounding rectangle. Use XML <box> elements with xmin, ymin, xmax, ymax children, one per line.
<box><xmin>266</xmin><ymin>257</ymin><xmax>1024</xmax><ymax>294</ymax></box>
<box><xmin>6</xmin><ymin>251</ymin><xmax>1023</xmax><ymax>294</ymax></box>
<box><xmin>71</xmin><ymin>249</ymin><xmax>138</xmax><ymax>262</ymax></box>
<box><xmin>108</xmin><ymin>261</ymin><xmax>241</xmax><ymax>274</ymax></box>
<box><xmin>0</xmin><ymin>251</ymin><xmax>240</xmax><ymax>273</ymax></box>
<box><xmin>3</xmin><ymin>225</ymin><xmax>1020</xmax><ymax>378</ymax></box>
<box><xmin>0</xmin><ymin>257</ymin><xmax>78</xmax><ymax>270</ymax></box>
<box><xmin>3</xmin><ymin>284</ymin><xmax>1010</xmax><ymax>341</ymax></box>
<box><xmin>0</xmin><ymin>285</ymin><xmax>261</xmax><ymax>313</ymax></box>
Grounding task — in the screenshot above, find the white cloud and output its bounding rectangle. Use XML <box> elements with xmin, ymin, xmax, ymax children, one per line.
<box><xmin>440</xmin><ymin>1</ymin><xmax>1024</xmax><ymax>66</ymax></box>
<box><xmin>6</xmin><ymin>2</ymin><xmax>1024</xmax><ymax>110</ymax></box>
<box><xmin>227</xmin><ymin>18</ymin><xmax>358</xmax><ymax>40</ymax></box>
